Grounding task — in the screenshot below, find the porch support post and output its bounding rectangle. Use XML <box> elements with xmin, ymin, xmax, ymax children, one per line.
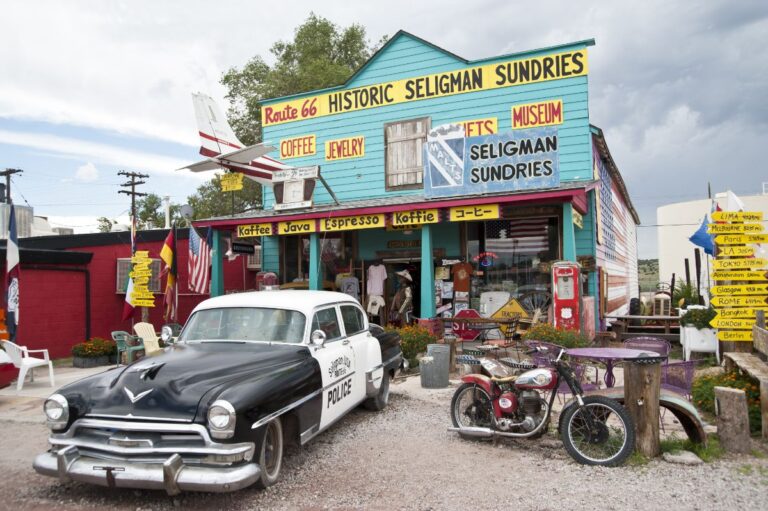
<box><xmin>210</xmin><ymin>229</ymin><xmax>225</xmax><ymax>297</ymax></box>
<box><xmin>308</xmin><ymin>232</ymin><xmax>321</xmax><ymax>290</ymax></box>
<box><xmin>420</xmin><ymin>224</ymin><xmax>436</xmax><ymax>318</ymax></box>
<box><xmin>562</xmin><ymin>202</ymin><xmax>577</xmax><ymax>262</ymax></box>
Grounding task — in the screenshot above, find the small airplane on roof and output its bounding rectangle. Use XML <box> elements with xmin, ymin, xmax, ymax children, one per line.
<box><xmin>179</xmin><ymin>93</ymin><xmax>290</xmax><ymax>186</ymax></box>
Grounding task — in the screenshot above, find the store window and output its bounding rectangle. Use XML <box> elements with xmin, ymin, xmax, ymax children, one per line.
<box><xmin>384</xmin><ymin>117</ymin><xmax>430</xmax><ymax>190</ymax></box>
<box><xmin>466</xmin><ymin>217</ymin><xmax>559</xmax><ymax>311</ymax></box>
<box><xmin>280</xmin><ymin>233</ymin><xmax>354</xmax><ymax>287</ymax></box>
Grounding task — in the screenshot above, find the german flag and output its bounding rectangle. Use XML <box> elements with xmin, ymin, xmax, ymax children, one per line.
<box><xmin>160</xmin><ymin>225</ymin><xmax>177</xmax><ymax>321</ymax></box>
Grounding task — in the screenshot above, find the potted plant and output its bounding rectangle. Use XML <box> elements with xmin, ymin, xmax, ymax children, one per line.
<box><xmin>72</xmin><ymin>338</ymin><xmax>116</xmax><ymax>368</ymax></box>
<box><xmin>679</xmin><ymin>307</ymin><xmax>719</xmax><ymax>362</ymax></box>
<box><xmin>522</xmin><ymin>323</ymin><xmax>592</xmax><ymax>348</ymax></box>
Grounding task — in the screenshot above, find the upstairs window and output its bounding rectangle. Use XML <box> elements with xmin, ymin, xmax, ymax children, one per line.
<box><xmin>385</xmin><ymin>117</ymin><xmax>430</xmax><ymax>190</ymax></box>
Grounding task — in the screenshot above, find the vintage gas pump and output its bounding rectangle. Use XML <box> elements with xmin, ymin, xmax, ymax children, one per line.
<box><xmin>551</xmin><ymin>261</ymin><xmax>581</xmax><ymax>331</ymax></box>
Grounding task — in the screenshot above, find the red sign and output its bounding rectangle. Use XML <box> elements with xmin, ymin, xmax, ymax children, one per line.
<box><xmin>453</xmin><ymin>309</ymin><xmax>482</xmax><ymax>341</ymax></box>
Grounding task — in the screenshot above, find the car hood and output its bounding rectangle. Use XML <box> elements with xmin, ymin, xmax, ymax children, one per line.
<box><xmin>70</xmin><ymin>342</ymin><xmax>311</xmax><ymax>422</ymax></box>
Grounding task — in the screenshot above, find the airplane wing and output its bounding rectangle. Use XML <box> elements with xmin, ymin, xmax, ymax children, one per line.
<box><xmin>217</xmin><ymin>143</ymin><xmax>276</xmax><ymax>165</ymax></box>
<box><xmin>177</xmin><ymin>159</ymin><xmax>224</xmax><ymax>173</ymax></box>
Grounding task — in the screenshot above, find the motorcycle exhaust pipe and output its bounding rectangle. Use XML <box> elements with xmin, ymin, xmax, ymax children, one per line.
<box><xmin>446</xmin><ymin>426</ymin><xmax>494</xmax><ymax>438</ymax></box>
<box><xmin>449</xmin><ymin>402</ymin><xmax>551</xmax><ymax>439</ymax></box>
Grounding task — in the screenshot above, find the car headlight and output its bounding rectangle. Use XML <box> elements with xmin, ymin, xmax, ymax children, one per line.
<box><xmin>44</xmin><ymin>394</ymin><xmax>69</xmax><ymax>430</ymax></box>
<box><xmin>207</xmin><ymin>400</ymin><xmax>236</xmax><ymax>439</ymax></box>
<box><xmin>160</xmin><ymin>325</ymin><xmax>173</xmax><ymax>343</ymax></box>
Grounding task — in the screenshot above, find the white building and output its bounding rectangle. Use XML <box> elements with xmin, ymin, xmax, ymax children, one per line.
<box><xmin>657</xmin><ymin>189</ymin><xmax>768</xmax><ymax>297</ymax></box>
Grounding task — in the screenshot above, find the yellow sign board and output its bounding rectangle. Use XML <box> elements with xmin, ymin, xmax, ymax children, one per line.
<box><xmin>238</xmin><ymin>224</ymin><xmax>274</xmax><ymax>237</ymax></box>
<box><xmin>717</xmin><ymin>330</ymin><xmax>753</xmax><ymax>342</ymax></box>
<box><xmin>262</xmin><ymin>49</ymin><xmax>588</xmax><ymax>126</ymax></box>
<box><xmin>707</xmin><ymin>223</ymin><xmax>763</xmax><ymax>234</ymax></box>
<box><xmin>713</xmin><ymin>308</ymin><xmax>768</xmax><ymax>320</ymax></box>
<box><xmin>277</xmin><ymin>220</ymin><xmax>316</xmax><ymax>235</ymax></box>
<box><xmin>511</xmin><ymin>99</ymin><xmax>563</xmax><ymax>129</ymax></box>
<box><xmin>710</xmin><ymin>295</ymin><xmax>768</xmax><ymax>308</ymax></box>
<box><xmin>711</xmin><ymin>270</ymin><xmax>768</xmax><ymax>281</ymax></box>
<box><xmin>459</xmin><ymin>117</ymin><xmax>498</xmax><ymax>136</ymax></box>
<box><xmin>320</xmin><ymin>214</ymin><xmax>385</xmax><ymax>232</ymax></box>
<box><xmin>449</xmin><ymin>204</ymin><xmax>500</xmax><ymax>222</ymax></box>
<box><xmin>325</xmin><ymin>135</ymin><xmax>365</xmax><ymax>161</ymax></box>
<box><xmin>491</xmin><ymin>299</ymin><xmax>530</xmax><ymax>335</ymax></box>
<box><xmin>711</xmin><ymin>211</ymin><xmax>763</xmax><ymax>222</ymax></box>
<box><xmin>716</xmin><ymin>234</ymin><xmax>768</xmax><ymax>244</ymax></box>
<box><xmin>219</xmin><ymin>172</ymin><xmax>244</xmax><ymax>192</ymax></box>
<box><xmin>718</xmin><ymin>245</ymin><xmax>754</xmax><ymax>257</ymax></box>
<box><xmin>711</xmin><ymin>317</ymin><xmax>755</xmax><ymax>329</ymax></box>
<box><xmin>391</xmin><ymin>209</ymin><xmax>439</xmax><ymax>226</ymax></box>
<box><xmin>711</xmin><ymin>284</ymin><xmax>768</xmax><ymax>296</ymax></box>
<box><xmin>129</xmin><ymin>250</ymin><xmax>155</xmax><ymax>308</ymax></box>
<box><xmin>713</xmin><ymin>258</ymin><xmax>768</xmax><ymax>270</ymax></box>
<box><xmin>572</xmin><ymin>210</ymin><xmax>584</xmax><ymax>229</ymax></box>
<box><xmin>279</xmin><ymin>134</ymin><xmax>316</xmax><ymax>159</ymax></box>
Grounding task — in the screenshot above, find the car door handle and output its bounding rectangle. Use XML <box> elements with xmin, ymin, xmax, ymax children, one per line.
<box><xmin>342</xmin><ymin>339</ymin><xmax>350</xmax><ymax>345</ymax></box>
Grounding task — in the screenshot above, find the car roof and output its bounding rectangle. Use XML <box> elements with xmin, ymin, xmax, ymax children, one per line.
<box><xmin>191</xmin><ymin>290</ymin><xmax>360</xmax><ymax>315</ymax></box>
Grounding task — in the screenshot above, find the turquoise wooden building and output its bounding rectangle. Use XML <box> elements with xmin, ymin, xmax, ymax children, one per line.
<box><xmin>199</xmin><ymin>31</ymin><xmax>640</xmax><ymax>333</ymax></box>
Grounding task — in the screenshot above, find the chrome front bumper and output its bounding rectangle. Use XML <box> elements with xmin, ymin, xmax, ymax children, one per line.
<box><xmin>33</xmin><ymin>418</ymin><xmax>260</xmax><ymax>494</ymax></box>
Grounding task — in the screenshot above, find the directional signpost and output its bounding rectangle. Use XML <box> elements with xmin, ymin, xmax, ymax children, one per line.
<box><xmin>709</xmin><ymin>211</ymin><xmax>767</xmax><ymax>350</ymax></box>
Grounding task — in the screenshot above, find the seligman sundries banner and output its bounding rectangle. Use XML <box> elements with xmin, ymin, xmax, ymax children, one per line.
<box><xmin>423</xmin><ymin>124</ymin><xmax>560</xmax><ymax>198</ymax></box>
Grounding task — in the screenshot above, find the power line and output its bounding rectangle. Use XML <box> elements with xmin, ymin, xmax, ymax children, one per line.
<box><xmin>0</xmin><ymin>168</ymin><xmax>23</xmax><ymax>204</ymax></box>
<box><xmin>9</xmin><ymin>177</ymin><xmax>32</xmax><ymax>208</ymax></box>
<box><xmin>117</xmin><ymin>170</ymin><xmax>149</xmax><ymax>224</ymax></box>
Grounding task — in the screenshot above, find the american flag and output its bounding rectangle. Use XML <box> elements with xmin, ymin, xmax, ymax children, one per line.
<box><xmin>485</xmin><ymin>218</ymin><xmax>551</xmax><ymax>255</ymax></box>
<box><xmin>188</xmin><ymin>226</ymin><xmax>212</xmax><ymax>294</ymax></box>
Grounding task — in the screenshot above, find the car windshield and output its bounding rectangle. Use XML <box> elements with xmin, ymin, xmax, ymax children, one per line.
<box><xmin>179</xmin><ymin>307</ymin><xmax>306</xmax><ymax>344</ymax></box>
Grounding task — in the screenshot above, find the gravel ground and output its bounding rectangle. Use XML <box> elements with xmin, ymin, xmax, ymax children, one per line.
<box><xmin>2</xmin><ymin>377</ymin><xmax>767</xmax><ymax>511</ymax></box>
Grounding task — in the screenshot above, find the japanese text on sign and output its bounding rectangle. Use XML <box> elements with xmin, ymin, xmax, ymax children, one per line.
<box><xmin>320</xmin><ymin>214</ymin><xmax>385</xmax><ymax>232</ymax></box>
<box><xmin>129</xmin><ymin>250</ymin><xmax>155</xmax><ymax>307</ymax></box>
<box><xmin>238</xmin><ymin>224</ymin><xmax>274</xmax><ymax>237</ymax></box>
<box><xmin>278</xmin><ymin>220</ymin><xmax>316</xmax><ymax>235</ymax></box>
<box><xmin>449</xmin><ymin>204</ymin><xmax>500</xmax><ymax>222</ymax></box>
<box><xmin>219</xmin><ymin>172</ymin><xmax>244</xmax><ymax>192</ymax></box>
<box><xmin>262</xmin><ymin>49</ymin><xmax>588</xmax><ymax>126</ymax></box>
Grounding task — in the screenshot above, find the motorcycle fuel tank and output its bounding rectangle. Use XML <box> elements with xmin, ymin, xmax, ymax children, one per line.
<box><xmin>514</xmin><ymin>368</ymin><xmax>557</xmax><ymax>390</ymax></box>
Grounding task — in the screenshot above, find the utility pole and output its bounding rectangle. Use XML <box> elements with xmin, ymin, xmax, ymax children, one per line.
<box><xmin>117</xmin><ymin>171</ymin><xmax>149</xmax><ymax>322</ymax></box>
<box><xmin>0</xmin><ymin>168</ymin><xmax>23</xmax><ymax>204</ymax></box>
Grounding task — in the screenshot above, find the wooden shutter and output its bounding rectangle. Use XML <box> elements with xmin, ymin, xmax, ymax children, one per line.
<box><xmin>385</xmin><ymin>117</ymin><xmax>429</xmax><ymax>190</ymax></box>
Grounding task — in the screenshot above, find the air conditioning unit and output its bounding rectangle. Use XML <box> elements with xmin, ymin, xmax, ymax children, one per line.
<box><xmin>246</xmin><ymin>246</ymin><xmax>262</xmax><ymax>270</ymax></box>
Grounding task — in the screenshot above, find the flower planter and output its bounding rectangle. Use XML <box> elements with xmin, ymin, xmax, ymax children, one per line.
<box><xmin>73</xmin><ymin>355</ymin><xmax>109</xmax><ymax>368</ymax></box>
<box><xmin>681</xmin><ymin>326</ymin><xmax>719</xmax><ymax>363</ymax></box>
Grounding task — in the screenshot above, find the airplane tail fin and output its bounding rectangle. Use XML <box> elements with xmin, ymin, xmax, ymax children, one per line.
<box><xmin>192</xmin><ymin>93</ymin><xmax>244</xmax><ymax>157</ymax></box>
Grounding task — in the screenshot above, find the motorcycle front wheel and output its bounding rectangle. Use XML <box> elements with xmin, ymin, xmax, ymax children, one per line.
<box><xmin>560</xmin><ymin>395</ymin><xmax>635</xmax><ymax>467</ymax></box>
<box><xmin>450</xmin><ymin>383</ymin><xmax>493</xmax><ymax>439</ymax></box>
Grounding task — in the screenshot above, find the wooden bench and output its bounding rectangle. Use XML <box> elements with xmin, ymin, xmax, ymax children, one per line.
<box><xmin>722</xmin><ymin>311</ymin><xmax>768</xmax><ymax>439</ymax></box>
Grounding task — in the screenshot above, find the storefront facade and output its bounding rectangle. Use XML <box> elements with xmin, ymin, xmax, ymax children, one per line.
<box><xmin>197</xmin><ymin>31</ymin><xmax>639</xmax><ymax>332</ymax></box>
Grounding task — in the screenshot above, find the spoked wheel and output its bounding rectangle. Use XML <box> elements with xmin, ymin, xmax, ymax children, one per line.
<box><xmin>519</xmin><ymin>291</ymin><xmax>552</xmax><ymax>322</ymax></box>
<box><xmin>450</xmin><ymin>383</ymin><xmax>493</xmax><ymax>439</ymax></box>
<box><xmin>560</xmin><ymin>396</ymin><xmax>635</xmax><ymax>466</ymax></box>
<box><xmin>255</xmin><ymin>417</ymin><xmax>284</xmax><ymax>489</ymax></box>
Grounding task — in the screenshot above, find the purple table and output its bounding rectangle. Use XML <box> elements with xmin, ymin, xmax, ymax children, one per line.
<box><xmin>566</xmin><ymin>347</ymin><xmax>662</xmax><ymax>388</ymax></box>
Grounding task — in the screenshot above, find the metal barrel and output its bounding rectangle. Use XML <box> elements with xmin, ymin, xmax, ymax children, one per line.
<box><xmin>420</xmin><ymin>344</ymin><xmax>450</xmax><ymax>388</ymax></box>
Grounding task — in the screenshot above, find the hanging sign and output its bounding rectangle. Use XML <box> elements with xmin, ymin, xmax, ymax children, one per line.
<box><xmin>717</xmin><ymin>330</ymin><xmax>753</xmax><ymax>341</ymax></box>
<box><xmin>262</xmin><ymin>49</ymin><xmax>588</xmax><ymax>126</ymax></box>
<box><xmin>325</xmin><ymin>136</ymin><xmax>365</xmax><ymax>161</ymax></box>
<box><xmin>449</xmin><ymin>204</ymin><xmax>500</xmax><ymax>222</ymax></box>
<box><xmin>277</xmin><ymin>219</ymin><xmax>316</xmax><ymax>235</ymax></box>
<box><xmin>391</xmin><ymin>209</ymin><xmax>439</xmax><ymax>226</ymax></box>
<box><xmin>272</xmin><ymin>165</ymin><xmax>320</xmax><ymax>182</ymax></box>
<box><xmin>572</xmin><ymin>210</ymin><xmax>584</xmax><ymax>229</ymax></box>
<box><xmin>238</xmin><ymin>223</ymin><xmax>274</xmax><ymax>237</ymax></box>
<box><xmin>710</xmin><ymin>296</ymin><xmax>768</xmax><ymax>308</ymax></box>
<box><xmin>707</xmin><ymin>223</ymin><xmax>763</xmax><ymax>234</ymax></box>
<box><xmin>715</xmin><ymin>234</ymin><xmax>768</xmax><ymax>244</ymax></box>
<box><xmin>711</xmin><ymin>211</ymin><xmax>763</xmax><ymax>222</ymax></box>
<box><xmin>711</xmin><ymin>270</ymin><xmax>768</xmax><ymax>281</ymax></box>
<box><xmin>279</xmin><ymin>135</ymin><xmax>316</xmax><ymax>159</ymax></box>
<box><xmin>713</xmin><ymin>258</ymin><xmax>768</xmax><ymax>270</ymax></box>
<box><xmin>511</xmin><ymin>99</ymin><xmax>563</xmax><ymax>129</ymax></box>
<box><xmin>220</xmin><ymin>172</ymin><xmax>244</xmax><ymax>192</ymax></box>
<box><xmin>129</xmin><ymin>251</ymin><xmax>155</xmax><ymax>307</ymax></box>
<box><xmin>320</xmin><ymin>214</ymin><xmax>385</xmax><ymax>232</ymax></box>
<box><xmin>718</xmin><ymin>245</ymin><xmax>754</xmax><ymax>257</ymax></box>
<box><xmin>711</xmin><ymin>284</ymin><xmax>768</xmax><ymax>296</ymax></box>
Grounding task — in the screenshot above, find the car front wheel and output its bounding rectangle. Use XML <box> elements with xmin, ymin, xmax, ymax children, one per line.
<box><xmin>255</xmin><ymin>417</ymin><xmax>284</xmax><ymax>489</ymax></box>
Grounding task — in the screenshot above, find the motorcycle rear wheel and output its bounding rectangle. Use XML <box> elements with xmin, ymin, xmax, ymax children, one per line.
<box><xmin>560</xmin><ymin>395</ymin><xmax>635</xmax><ymax>467</ymax></box>
<box><xmin>450</xmin><ymin>383</ymin><xmax>493</xmax><ymax>439</ymax></box>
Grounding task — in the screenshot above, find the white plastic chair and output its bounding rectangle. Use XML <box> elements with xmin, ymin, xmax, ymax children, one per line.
<box><xmin>1</xmin><ymin>340</ymin><xmax>55</xmax><ymax>391</ymax></box>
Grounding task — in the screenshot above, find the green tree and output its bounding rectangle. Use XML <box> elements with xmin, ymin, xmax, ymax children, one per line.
<box><xmin>186</xmin><ymin>173</ymin><xmax>263</xmax><ymax>220</ymax></box>
<box><xmin>96</xmin><ymin>216</ymin><xmax>114</xmax><ymax>233</ymax></box>
<box><xmin>221</xmin><ymin>13</ymin><xmax>385</xmax><ymax>145</ymax></box>
<box><xmin>135</xmin><ymin>193</ymin><xmax>181</xmax><ymax>229</ymax></box>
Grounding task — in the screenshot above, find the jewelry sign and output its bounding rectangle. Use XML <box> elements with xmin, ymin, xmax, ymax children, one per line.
<box><xmin>423</xmin><ymin>124</ymin><xmax>560</xmax><ymax>199</ymax></box>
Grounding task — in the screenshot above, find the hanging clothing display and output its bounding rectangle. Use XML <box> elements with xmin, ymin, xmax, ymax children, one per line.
<box><xmin>451</xmin><ymin>261</ymin><xmax>474</xmax><ymax>293</ymax></box>
<box><xmin>340</xmin><ymin>276</ymin><xmax>360</xmax><ymax>301</ymax></box>
<box><xmin>367</xmin><ymin>263</ymin><xmax>387</xmax><ymax>296</ymax></box>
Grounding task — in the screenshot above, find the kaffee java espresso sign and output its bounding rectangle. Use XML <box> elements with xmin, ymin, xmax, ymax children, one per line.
<box><xmin>262</xmin><ymin>49</ymin><xmax>588</xmax><ymax>126</ymax></box>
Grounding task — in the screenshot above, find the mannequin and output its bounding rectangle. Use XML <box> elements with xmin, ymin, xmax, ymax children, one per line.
<box><xmin>392</xmin><ymin>269</ymin><xmax>413</xmax><ymax>326</ymax></box>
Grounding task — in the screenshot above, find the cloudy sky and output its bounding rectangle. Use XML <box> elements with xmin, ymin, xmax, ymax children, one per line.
<box><xmin>1</xmin><ymin>1</ymin><xmax>766</xmax><ymax>256</ymax></box>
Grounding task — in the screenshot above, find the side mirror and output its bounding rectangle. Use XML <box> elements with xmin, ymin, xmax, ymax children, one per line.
<box><xmin>161</xmin><ymin>324</ymin><xmax>181</xmax><ymax>344</ymax></box>
<box><xmin>310</xmin><ymin>329</ymin><xmax>327</xmax><ymax>347</ymax></box>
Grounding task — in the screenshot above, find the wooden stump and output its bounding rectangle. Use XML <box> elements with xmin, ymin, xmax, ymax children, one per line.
<box><xmin>624</xmin><ymin>361</ymin><xmax>661</xmax><ymax>457</ymax></box>
<box><xmin>445</xmin><ymin>336</ymin><xmax>457</xmax><ymax>373</ymax></box>
<box><xmin>761</xmin><ymin>379</ymin><xmax>768</xmax><ymax>441</ymax></box>
<box><xmin>715</xmin><ymin>386</ymin><xmax>752</xmax><ymax>453</ymax></box>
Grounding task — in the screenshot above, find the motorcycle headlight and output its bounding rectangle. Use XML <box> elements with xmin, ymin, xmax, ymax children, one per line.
<box><xmin>207</xmin><ymin>400</ymin><xmax>236</xmax><ymax>439</ymax></box>
<box><xmin>44</xmin><ymin>394</ymin><xmax>69</xmax><ymax>430</ymax></box>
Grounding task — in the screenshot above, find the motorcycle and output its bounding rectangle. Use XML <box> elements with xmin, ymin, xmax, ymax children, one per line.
<box><xmin>448</xmin><ymin>347</ymin><xmax>636</xmax><ymax>466</ymax></box>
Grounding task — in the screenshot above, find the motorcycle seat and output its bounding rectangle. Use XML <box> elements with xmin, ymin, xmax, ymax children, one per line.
<box><xmin>490</xmin><ymin>375</ymin><xmax>517</xmax><ymax>383</ymax></box>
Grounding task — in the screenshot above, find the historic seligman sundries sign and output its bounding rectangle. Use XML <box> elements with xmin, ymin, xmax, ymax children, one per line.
<box><xmin>424</xmin><ymin>124</ymin><xmax>559</xmax><ymax>198</ymax></box>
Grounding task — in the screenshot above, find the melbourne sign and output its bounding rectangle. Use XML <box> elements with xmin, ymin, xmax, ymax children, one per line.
<box><xmin>424</xmin><ymin>124</ymin><xmax>559</xmax><ymax>198</ymax></box>
<box><xmin>262</xmin><ymin>49</ymin><xmax>588</xmax><ymax>126</ymax></box>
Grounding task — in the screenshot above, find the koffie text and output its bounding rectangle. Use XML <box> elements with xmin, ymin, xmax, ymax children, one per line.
<box><xmin>469</xmin><ymin>135</ymin><xmax>556</xmax><ymax>184</ymax></box>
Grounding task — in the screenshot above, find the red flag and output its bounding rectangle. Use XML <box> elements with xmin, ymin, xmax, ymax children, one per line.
<box><xmin>161</xmin><ymin>226</ymin><xmax>177</xmax><ymax>321</ymax></box>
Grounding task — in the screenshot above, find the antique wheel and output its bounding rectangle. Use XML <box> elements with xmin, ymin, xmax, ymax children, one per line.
<box><xmin>560</xmin><ymin>396</ymin><xmax>635</xmax><ymax>467</ymax></box>
<box><xmin>450</xmin><ymin>383</ymin><xmax>493</xmax><ymax>440</ymax></box>
<box><xmin>363</xmin><ymin>371</ymin><xmax>391</xmax><ymax>411</ymax></box>
<box><xmin>519</xmin><ymin>291</ymin><xmax>552</xmax><ymax>322</ymax></box>
<box><xmin>255</xmin><ymin>417</ymin><xmax>284</xmax><ymax>489</ymax></box>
